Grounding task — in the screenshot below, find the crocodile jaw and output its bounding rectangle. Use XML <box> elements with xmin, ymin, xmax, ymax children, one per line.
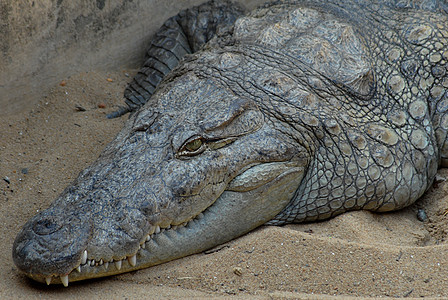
<box><xmin>17</xmin><ymin>162</ymin><xmax>304</xmax><ymax>286</ymax></box>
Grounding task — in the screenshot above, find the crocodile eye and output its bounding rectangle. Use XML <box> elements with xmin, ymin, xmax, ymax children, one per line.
<box><xmin>185</xmin><ymin>138</ymin><xmax>203</xmax><ymax>152</ymax></box>
<box><xmin>179</xmin><ymin>136</ymin><xmax>206</xmax><ymax>157</ymax></box>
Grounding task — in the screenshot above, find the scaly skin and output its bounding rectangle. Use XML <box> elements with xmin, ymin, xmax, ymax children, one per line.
<box><xmin>12</xmin><ymin>0</ymin><xmax>448</xmax><ymax>286</ymax></box>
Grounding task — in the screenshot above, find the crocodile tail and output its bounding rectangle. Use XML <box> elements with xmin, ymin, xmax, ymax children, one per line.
<box><xmin>108</xmin><ymin>0</ymin><xmax>245</xmax><ymax>118</ymax></box>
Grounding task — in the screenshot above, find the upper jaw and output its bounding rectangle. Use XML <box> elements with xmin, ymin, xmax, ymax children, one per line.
<box><xmin>12</xmin><ymin>181</ymin><xmax>215</xmax><ymax>286</ymax></box>
<box><xmin>15</xmin><ymin>192</ymin><xmax>215</xmax><ymax>286</ymax></box>
<box><xmin>13</xmin><ymin>160</ymin><xmax>304</xmax><ymax>286</ymax></box>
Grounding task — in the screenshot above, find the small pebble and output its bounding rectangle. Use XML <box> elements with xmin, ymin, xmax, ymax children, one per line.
<box><xmin>3</xmin><ymin>177</ymin><xmax>10</xmax><ymax>184</ymax></box>
<box><xmin>233</xmin><ymin>266</ymin><xmax>243</xmax><ymax>276</ymax></box>
<box><xmin>75</xmin><ymin>105</ymin><xmax>86</xmax><ymax>112</ymax></box>
<box><xmin>417</xmin><ymin>209</ymin><xmax>428</xmax><ymax>222</ymax></box>
<box><xmin>60</xmin><ymin>80</ymin><xmax>67</xmax><ymax>86</ymax></box>
<box><xmin>435</xmin><ymin>174</ymin><xmax>446</xmax><ymax>183</ymax></box>
<box><xmin>21</xmin><ymin>168</ymin><xmax>28</xmax><ymax>174</ymax></box>
<box><xmin>403</xmin><ymin>288</ymin><xmax>414</xmax><ymax>297</ymax></box>
<box><xmin>106</xmin><ymin>78</ymin><xmax>113</xmax><ymax>82</ymax></box>
<box><xmin>98</xmin><ymin>103</ymin><xmax>106</xmax><ymax>109</ymax></box>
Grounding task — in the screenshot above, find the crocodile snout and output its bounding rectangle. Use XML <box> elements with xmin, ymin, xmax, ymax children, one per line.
<box><xmin>13</xmin><ymin>207</ymin><xmax>91</xmax><ymax>282</ymax></box>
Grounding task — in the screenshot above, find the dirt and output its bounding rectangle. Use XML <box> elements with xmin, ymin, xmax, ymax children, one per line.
<box><xmin>2</xmin><ymin>69</ymin><xmax>448</xmax><ymax>299</ymax></box>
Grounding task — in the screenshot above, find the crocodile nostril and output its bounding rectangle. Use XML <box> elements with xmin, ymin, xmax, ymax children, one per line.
<box><xmin>32</xmin><ymin>218</ymin><xmax>61</xmax><ymax>235</ymax></box>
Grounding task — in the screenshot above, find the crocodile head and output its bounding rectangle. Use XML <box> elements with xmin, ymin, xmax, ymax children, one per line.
<box><xmin>13</xmin><ymin>72</ymin><xmax>309</xmax><ymax>286</ymax></box>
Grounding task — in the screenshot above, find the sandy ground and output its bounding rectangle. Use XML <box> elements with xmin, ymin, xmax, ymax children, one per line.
<box><xmin>3</xmin><ymin>70</ymin><xmax>448</xmax><ymax>299</ymax></box>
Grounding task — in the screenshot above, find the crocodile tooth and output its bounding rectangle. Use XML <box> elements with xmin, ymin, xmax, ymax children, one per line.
<box><xmin>148</xmin><ymin>226</ymin><xmax>155</xmax><ymax>235</ymax></box>
<box><xmin>99</xmin><ymin>259</ymin><xmax>103</xmax><ymax>266</ymax></box>
<box><xmin>172</xmin><ymin>225</ymin><xmax>178</xmax><ymax>230</ymax></box>
<box><xmin>166</xmin><ymin>225</ymin><xmax>171</xmax><ymax>230</ymax></box>
<box><xmin>45</xmin><ymin>276</ymin><xmax>52</xmax><ymax>285</ymax></box>
<box><xmin>155</xmin><ymin>226</ymin><xmax>161</xmax><ymax>234</ymax></box>
<box><xmin>104</xmin><ymin>262</ymin><xmax>109</xmax><ymax>270</ymax></box>
<box><xmin>81</xmin><ymin>250</ymin><xmax>87</xmax><ymax>265</ymax></box>
<box><xmin>141</xmin><ymin>243</ymin><xmax>146</xmax><ymax>249</ymax></box>
<box><xmin>128</xmin><ymin>255</ymin><xmax>137</xmax><ymax>267</ymax></box>
<box><xmin>146</xmin><ymin>235</ymin><xmax>151</xmax><ymax>242</ymax></box>
<box><xmin>61</xmin><ymin>275</ymin><xmax>69</xmax><ymax>287</ymax></box>
<box><xmin>76</xmin><ymin>266</ymin><xmax>81</xmax><ymax>272</ymax></box>
<box><xmin>90</xmin><ymin>259</ymin><xmax>95</xmax><ymax>266</ymax></box>
<box><xmin>115</xmin><ymin>260</ymin><xmax>122</xmax><ymax>270</ymax></box>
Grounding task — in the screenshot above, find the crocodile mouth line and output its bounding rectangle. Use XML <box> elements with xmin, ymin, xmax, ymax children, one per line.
<box><xmin>31</xmin><ymin>161</ymin><xmax>295</xmax><ymax>286</ymax></box>
<box><xmin>41</xmin><ymin>212</ymin><xmax>206</xmax><ymax>287</ymax></box>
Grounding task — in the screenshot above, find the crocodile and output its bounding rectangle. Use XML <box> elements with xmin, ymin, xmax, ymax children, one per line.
<box><xmin>12</xmin><ymin>0</ymin><xmax>448</xmax><ymax>287</ymax></box>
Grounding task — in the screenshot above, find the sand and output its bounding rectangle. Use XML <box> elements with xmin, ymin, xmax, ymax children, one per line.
<box><xmin>2</xmin><ymin>69</ymin><xmax>448</xmax><ymax>299</ymax></box>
